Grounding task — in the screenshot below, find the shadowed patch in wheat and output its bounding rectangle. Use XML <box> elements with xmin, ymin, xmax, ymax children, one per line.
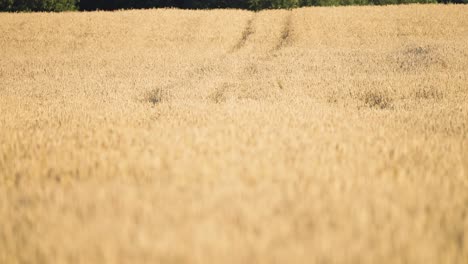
<box><xmin>144</xmin><ymin>87</ymin><xmax>165</xmax><ymax>105</ymax></box>
<box><xmin>393</xmin><ymin>45</ymin><xmax>447</xmax><ymax>72</ymax></box>
<box><xmin>361</xmin><ymin>90</ymin><xmax>394</xmax><ymax>110</ymax></box>
<box><xmin>209</xmin><ymin>84</ymin><xmax>228</xmax><ymax>103</ymax></box>
<box><xmin>414</xmin><ymin>86</ymin><xmax>444</xmax><ymax>100</ymax></box>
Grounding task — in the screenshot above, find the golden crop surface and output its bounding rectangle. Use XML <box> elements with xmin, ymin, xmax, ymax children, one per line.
<box><xmin>1</xmin><ymin>4</ymin><xmax>468</xmax><ymax>264</ymax></box>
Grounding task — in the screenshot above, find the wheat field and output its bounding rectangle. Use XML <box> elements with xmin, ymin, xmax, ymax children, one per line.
<box><xmin>1</xmin><ymin>4</ymin><xmax>468</xmax><ymax>263</ymax></box>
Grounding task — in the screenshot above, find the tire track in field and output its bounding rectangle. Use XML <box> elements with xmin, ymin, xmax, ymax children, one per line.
<box><xmin>274</xmin><ymin>11</ymin><xmax>293</xmax><ymax>52</ymax></box>
<box><xmin>141</xmin><ymin>13</ymin><xmax>257</xmax><ymax>105</ymax></box>
<box><xmin>142</xmin><ymin>11</ymin><xmax>296</xmax><ymax>106</ymax></box>
<box><xmin>141</xmin><ymin>13</ymin><xmax>258</xmax><ymax>105</ymax></box>
<box><xmin>207</xmin><ymin>10</ymin><xmax>296</xmax><ymax>102</ymax></box>
<box><xmin>231</xmin><ymin>15</ymin><xmax>256</xmax><ymax>53</ymax></box>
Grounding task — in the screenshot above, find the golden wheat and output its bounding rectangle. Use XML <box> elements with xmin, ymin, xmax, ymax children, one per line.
<box><xmin>0</xmin><ymin>4</ymin><xmax>467</xmax><ymax>264</ymax></box>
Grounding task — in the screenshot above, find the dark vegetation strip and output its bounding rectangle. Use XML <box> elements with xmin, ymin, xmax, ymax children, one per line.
<box><xmin>0</xmin><ymin>0</ymin><xmax>466</xmax><ymax>12</ymax></box>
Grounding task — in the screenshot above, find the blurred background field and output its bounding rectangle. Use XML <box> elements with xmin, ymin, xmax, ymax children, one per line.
<box><xmin>0</xmin><ymin>4</ymin><xmax>467</xmax><ymax>264</ymax></box>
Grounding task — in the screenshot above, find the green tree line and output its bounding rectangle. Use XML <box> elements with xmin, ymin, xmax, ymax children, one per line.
<box><xmin>0</xmin><ymin>0</ymin><xmax>466</xmax><ymax>12</ymax></box>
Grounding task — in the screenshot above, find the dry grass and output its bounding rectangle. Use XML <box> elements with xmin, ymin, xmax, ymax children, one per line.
<box><xmin>1</xmin><ymin>5</ymin><xmax>468</xmax><ymax>264</ymax></box>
